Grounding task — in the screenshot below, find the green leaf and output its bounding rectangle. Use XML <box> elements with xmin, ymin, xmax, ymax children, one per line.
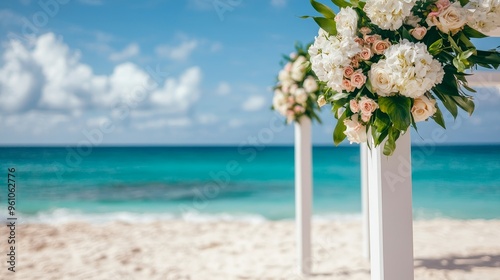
<box><xmin>470</xmin><ymin>50</ymin><xmax>500</xmax><ymax>68</ymax></box>
<box><xmin>383</xmin><ymin>127</ymin><xmax>401</xmax><ymax>156</ymax></box>
<box><xmin>402</xmin><ymin>26</ymin><xmax>415</xmax><ymax>42</ymax></box>
<box><xmin>448</xmin><ymin>34</ymin><xmax>461</xmax><ymax>52</ymax></box>
<box><xmin>310</xmin><ymin>0</ymin><xmax>336</xmax><ymax>18</ymax></box>
<box><xmin>434</xmin><ymin>67</ymin><xmax>460</xmax><ymax>95</ymax></box>
<box><xmin>434</xmin><ymin>89</ymin><xmax>458</xmax><ymax>118</ymax></box>
<box><xmin>372</xmin><ymin>111</ymin><xmax>390</xmax><ymax>146</ymax></box>
<box><xmin>331</xmin><ymin>0</ymin><xmax>351</xmax><ymax>8</ymax></box>
<box><xmin>459</xmin><ymin>0</ymin><xmax>470</xmax><ymax>6</ymax></box>
<box><xmin>378</xmin><ymin>96</ymin><xmax>412</xmax><ymax>131</ymax></box>
<box><xmin>313</xmin><ymin>17</ymin><xmax>337</xmax><ymax>35</ymax></box>
<box><xmin>432</xmin><ymin>104</ymin><xmax>446</xmax><ymax>129</ymax></box>
<box><xmin>452</xmin><ymin>95</ymin><xmax>475</xmax><ymax>115</ymax></box>
<box><xmin>333</xmin><ymin>110</ymin><xmax>347</xmax><ymax>145</ymax></box>
<box><xmin>459</xmin><ymin>33</ymin><xmax>475</xmax><ymax>49</ymax></box>
<box><xmin>462</xmin><ymin>25</ymin><xmax>487</xmax><ymax>38</ymax></box>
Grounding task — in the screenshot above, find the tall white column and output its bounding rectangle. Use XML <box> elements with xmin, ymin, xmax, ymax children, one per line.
<box><xmin>367</xmin><ymin>131</ymin><xmax>414</xmax><ymax>280</ymax></box>
<box><xmin>295</xmin><ymin>117</ymin><xmax>312</xmax><ymax>275</ymax></box>
<box><xmin>360</xmin><ymin>143</ymin><xmax>370</xmax><ymax>260</ymax></box>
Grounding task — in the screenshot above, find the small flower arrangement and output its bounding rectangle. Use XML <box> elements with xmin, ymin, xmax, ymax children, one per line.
<box><xmin>305</xmin><ymin>0</ymin><xmax>500</xmax><ymax>155</ymax></box>
<box><xmin>272</xmin><ymin>44</ymin><xmax>323</xmax><ymax>123</ymax></box>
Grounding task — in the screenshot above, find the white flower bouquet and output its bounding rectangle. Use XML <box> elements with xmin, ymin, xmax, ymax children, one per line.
<box><xmin>272</xmin><ymin>43</ymin><xmax>324</xmax><ymax>123</ymax></box>
<box><xmin>304</xmin><ymin>0</ymin><xmax>500</xmax><ymax>155</ymax></box>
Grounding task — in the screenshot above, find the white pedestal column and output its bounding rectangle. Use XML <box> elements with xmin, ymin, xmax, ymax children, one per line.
<box><xmin>367</xmin><ymin>131</ymin><xmax>414</xmax><ymax>280</ymax></box>
<box><xmin>295</xmin><ymin>117</ymin><xmax>312</xmax><ymax>275</ymax></box>
<box><xmin>360</xmin><ymin>143</ymin><xmax>370</xmax><ymax>260</ymax></box>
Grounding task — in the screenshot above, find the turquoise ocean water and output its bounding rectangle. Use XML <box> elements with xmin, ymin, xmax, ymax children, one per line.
<box><xmin>0</xmin><ymin>146</ymin><xmax>499</xmax><ymax>223</ymax></box>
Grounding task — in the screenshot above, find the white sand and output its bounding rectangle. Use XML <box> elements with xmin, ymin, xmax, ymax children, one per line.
<box><xmin>1</xmin><ymin>219</ymin><xmax>500</xmax><ymax>279</ymax></box>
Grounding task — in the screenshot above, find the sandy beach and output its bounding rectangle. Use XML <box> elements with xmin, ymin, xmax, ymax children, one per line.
<box><xmin>1</xmin><ymin>219</ymin><xmax>499</xmax><ymax>279</ymax></box>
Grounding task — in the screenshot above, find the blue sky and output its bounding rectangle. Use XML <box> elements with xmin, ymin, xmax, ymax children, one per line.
<box><xmin>0</xmin><ymin>0</ymin><xmax>499</xmax><ymax>145</ymax></box>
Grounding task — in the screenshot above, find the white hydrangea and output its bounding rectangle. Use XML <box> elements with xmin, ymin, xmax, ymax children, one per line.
<box><xmin>335</xmin><ymin>7</ymin><xmax>359</xmax><ymax>37</ymax></box>
<box><xmin>308</xmin><ymin>28</ymin><xmax>361</xmax><ymax>92</ymax></box>
<box><xmin>364</xmin><ymin>0</ymin><xmax>416</xmax><ymax>30</ymax></box>
<box><xmin>466</xmin><ymin>0</ymin><xmax>500</xmax><ymax>33</ymax></box>
<box><xmin>369</xmin><ymin>40</ymin><xmax>444</xmax><ymax>98</ymax></box>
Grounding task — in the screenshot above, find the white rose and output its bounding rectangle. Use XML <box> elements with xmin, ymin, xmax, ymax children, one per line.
<box><xmin>303</xmin><ymin>76</ymin><xmax>318</xmax><ymax>93</ymax></box>
<box><xmin>428</xmin><ymin>2</ymin><xmax>468</xmax><ymax>34</ymax></box>
<box><xmin>411</xmin><ymin>96</ymin><xmax>437</xmax><ymax>122</ymax></box>
<box><xmin>368</xmin><ymin>62</ymin><xmax>396</xmax><ymax>97</ymax></box>
<box><xmin>343</xmin><ymin>114</ymin><xmax>367</xmax><ymax>144</ymax></box>
<box><xmin>294</xmin><ymin>88</ymin><xmax>308</xmax><ymax>105</ymax></box>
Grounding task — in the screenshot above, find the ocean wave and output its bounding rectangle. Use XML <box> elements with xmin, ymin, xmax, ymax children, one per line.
<box><xmin>4</xmin><ymin>209</ymin><xmax>370</xmax><ymax>224</ymax></box>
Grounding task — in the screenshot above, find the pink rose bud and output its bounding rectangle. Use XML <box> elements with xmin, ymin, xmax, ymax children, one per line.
<box><xmin>284</xmin><ymin>62</ymin><xmax>292</xmax><ymax>72</ymax></box>
<box><xmin>411</xmin><ymin>26</ymin><xmax>427</xmax><ymax>40</ymax></box>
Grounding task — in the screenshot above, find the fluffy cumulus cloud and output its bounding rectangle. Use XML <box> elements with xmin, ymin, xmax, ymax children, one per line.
<box><xmin>0</xmin><ymin>33</ymin><xmax>203</xmax><ymax>140</ymax></box>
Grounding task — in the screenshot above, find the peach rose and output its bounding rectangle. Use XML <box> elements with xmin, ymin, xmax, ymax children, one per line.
<box><xmin>342</xmin><ymin>79</ymin><xmax>355</xmax><ymax>92</ymax></box>
<box><xmin>411</xmin><ymin>96</ymin><xmax>437</xmax><ymax>122</ymax></box>
<box><xmin>372</xmin><ymin>39</ymin><xmax>391</xmax><ymax>55</ymax></box>
<box><xmin>364</xmin><ymin>35</ymin><xmax>379</xmax><ymax>44</ymax></box>
<box><xmin>360</xmin><ymin>47</ymin><xmax>373</xmax><ymax>60</ymax></box>
<box><xmin>350</xmin><ymin>99</ymin><xmax>359</xmax><ymax>113</ymax></box>
<box><xmin>351</xmin><ymin>70</ymin><xmax>367</xmax><ymax>89</ymax></box>
<box><xmin>359</xmin><ymin>27</ymin><xmax>372</xmax><ymax>35</ymax></box>
<box><xmin>351</xmin><ymin>57</ymin><xmax>360</xmax><ymax>68</ymax></box>
<box><xmin>354</xmin><ymin>37</ymin><xmax>364</xmax><ymax>46</ymax></box>
<box><xmin>411</xmin><ymin>26</ymin><xmax>427</xmax><ymax>40</ymax></box>
<box><xmin>343</xmin><ymin>65</ymin><xmax>355</xmax><ymax>78</ymax></box>
<box><xmin>358</xmin><ymin>96</ymin><xmax>378</xmax><ymax>117</ymax></box>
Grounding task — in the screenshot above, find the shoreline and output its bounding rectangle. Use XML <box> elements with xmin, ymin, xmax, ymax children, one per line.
<box><xmin>1</xmin><ymin>219</ymin><xmax>499</xmax><ymax>279</ymax></box>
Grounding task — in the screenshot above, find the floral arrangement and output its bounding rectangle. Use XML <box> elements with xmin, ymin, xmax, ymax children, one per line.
<box><xmin>305</xmin><ymin>0</ymin><xmax>500</xmax><ymax>155</ymax></box>
<box><xmin>272</xmin><ymin>44</ymin><xmax>323</xmax><ymax>123</ymax></box>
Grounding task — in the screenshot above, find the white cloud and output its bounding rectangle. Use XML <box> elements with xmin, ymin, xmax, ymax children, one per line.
<box><xmin>216</xmin><ymin>82</ymin><xmax>231</xmax><ymax>95</ymax></box>
<box><xmin>155</xmin><ymin>39</ymin><xmax>198</xmax><ymax>61</ymax></box>
<box><xmin>242</xmin><ymin>95</ymin><xmax>266</xmax><ymax>112</ymax></box>
<box><xmin>150</xmin><ymin>67</ymin><xmax>202</xmax><ymax>113</ymax></box>
<box><xmin>271</xmin><ymin>0</ymin><xmax>287</xmax><ymax>8</ymax></box>
<box><xmin>109</xmin><ymin>43</ymin><xmax>140</xmax><ymax>62</ymax></box>
<box><xmin>0</xmin><ymin>33</ymin><xmax>204</xmax><ymax>137</ymax></box>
